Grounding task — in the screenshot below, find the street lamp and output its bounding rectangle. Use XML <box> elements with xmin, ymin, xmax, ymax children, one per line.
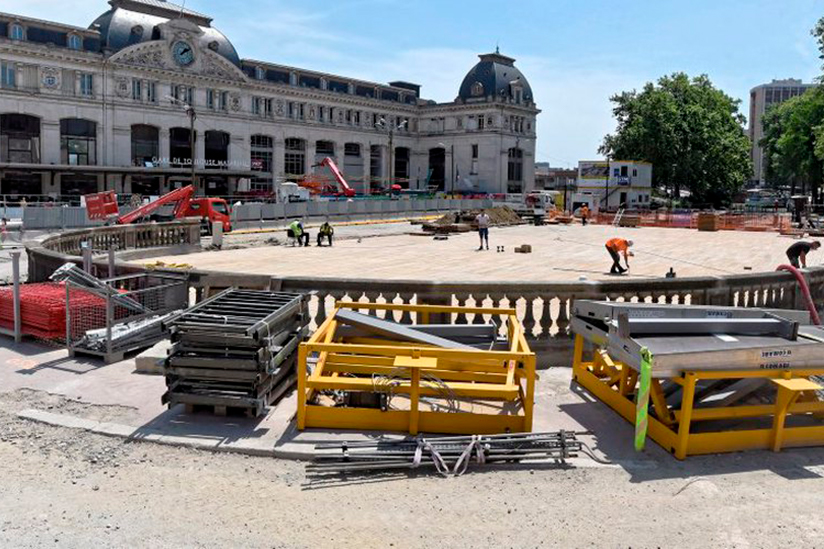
<box><xmin>375</xmin><ymin>117</ymin><xmax>407</xmax><ymax>191</ymax></box>
<box><xmin>166</xmin><ymin>94</ymin><xmax>197</xmax><ymax>191</ymax></box>
<box><xmin>438</xmin><ymin>142</ymin><xmax>455</xmax><ymax>195</ymax></box>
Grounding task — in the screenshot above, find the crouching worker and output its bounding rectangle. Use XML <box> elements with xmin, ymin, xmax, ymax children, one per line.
<box><xmin>786</xmin><ymin>240</ymin><xmax>821</xmax><ymax>269</ymax></box>
<box><xmin>288</xmin><ymin>220</ymin><xmax>310</xmax><ymax>247</ymax></box>
<box><xmin>605</xmin><ymin>237</ymin><xmax>634</xmax><ymax>275</ymax></box>
<box><xmin>317</xmin><ymin>221</ymin><xmax>334</xmax><ymax>247</ymax></box>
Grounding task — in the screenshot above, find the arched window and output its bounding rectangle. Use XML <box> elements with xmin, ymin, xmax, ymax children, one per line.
<box><xmin>60</xmin><ymin>119</ymin><xmax>97</xmax><ymax>165</ymax></box>
<box><xmin>131</xmin><ymin>124</ymin><xmax>159</xmax><ymax>166</ymax></box>
<box><xmin>68</xmin><ymin>34</ymin><xmax>82</xmax><ymax>50</ymax></box>
<box><xmin>394</xmin><ymin>147</ymin><xmax>410</xmax><ymax>187</ymax></box>
<box><xmin>315</xmin><ymin>140</ymin><xmax>335</xmax><ymax>156</ymax></box>
<box><xmin>255</xmin><ymin>66</ymin><xmax>265</xmax><ymax>81</ymax></box>
<box><xmin>10</xmin><ymin>24</ymin><xmax>25</xmax><ymax>41</ymax></box>
<box><xmin>428</xmin><ymin>147</ymin><xmax>446</xmax><ymax>192</ymax></box>
<box><xmin>204</xmin><ymin>130</ymin><xmax>230</xmax><ymax>169</ymax></box>
<box><xmin>0</xmin><ymin>113</ymin><xmax>41</xmax><ymax>164</ymax></box>
<box><xmin>344</xmin><ymin>143</ymin><xmax>361</xmax><ymax>157</ymax></box>
<box><xmin>471</xmin><ymin>81</ymin><xmax>484</xmax><ymax>97</ymax></box>
<box><xmin>250</xmin><ymin>135</ymin><xmax>274</xmax><ymax>192</ymax></box>
<box><xmin>507</xmin><ymin>147</ymin><xmax>524</xmax><ymax>193</ymax></box>
<box><xmin>284</xmin><ymin>138</ymin><xmax>306</xmax><ymax>180</ymax></box>
<box><xmin>169</xmin><ymin>127</ymin><xmax>194</xmax><ymax>168</ymax></box>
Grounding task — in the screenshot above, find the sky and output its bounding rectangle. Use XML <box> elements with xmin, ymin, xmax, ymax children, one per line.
<box><xmin>5</xmin><ymin>0</ymin><xmax>823</xmax><ymax>167</ymax></box>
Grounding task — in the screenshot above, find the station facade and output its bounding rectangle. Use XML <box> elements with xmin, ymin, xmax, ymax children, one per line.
<box><xmin>0</xmin><ymin>0</ymin><xmax>539</xmax><ymax>200</ymax></box>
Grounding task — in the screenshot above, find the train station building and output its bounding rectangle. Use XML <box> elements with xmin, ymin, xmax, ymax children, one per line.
<box><xmin>0</xmin><ymin>0</ymin><xmax>539</xmax><ymax>200</ymax></box>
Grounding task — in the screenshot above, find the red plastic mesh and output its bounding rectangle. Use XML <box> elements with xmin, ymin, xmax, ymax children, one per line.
<box><xmin>0</xmin><ymin>283</ymin><xmax>105</xmax><ymax>340</ymax></box>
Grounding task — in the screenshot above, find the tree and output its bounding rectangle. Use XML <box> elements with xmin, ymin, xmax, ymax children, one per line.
<box><xmin>760</xmin><ymin>88</ymin><xmax>824</xmax><ymax>200</ymax></box>
<box><xmin>599</xmin><ymin>73</ymin><xmax>752</xmax><ymax>207</ymax></box>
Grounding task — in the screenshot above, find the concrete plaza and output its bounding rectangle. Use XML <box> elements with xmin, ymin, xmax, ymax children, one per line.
<box><xmin>152</xmin><ymin>223</ymin><xmax>813</xmax><ymax>281</ymax></box>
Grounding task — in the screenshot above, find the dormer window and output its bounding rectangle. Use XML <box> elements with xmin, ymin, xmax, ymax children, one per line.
<box><xmin>68</xmin><ymin>34</ymin><xmax>82</xmax><ymax>51</ymax></box>
<box><xmin>471</xmin><ymin>81</ymin><xmax>484</xmax><ymax>97</ymax></box>
<box><xmin>255</xmin><ymin>66</ymin><xmax>265</xmax><ymax>80</ymax></box>
<box><xmin>10</xmin><ymin>23</ymin><xmax>25</xmax><ymax>41</ymax></box>
<box><xmin>208</xmin><ymin>41</ymin><xmax>219</xmax><ymax>52</ymax></box>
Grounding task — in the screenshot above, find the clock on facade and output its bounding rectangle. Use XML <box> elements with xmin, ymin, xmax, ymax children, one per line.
<box><xmin>172</xmin><ymin>41</ymin><xmax>195</xmax><ymax>66</ymax></box>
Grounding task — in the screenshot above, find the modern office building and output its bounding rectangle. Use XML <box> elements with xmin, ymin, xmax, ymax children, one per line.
<box><xmin>749</xmin><ymin>78</ymin><xmax>816</xmax><ymax>185</ymax></box>
<box><xmin>0</xmin><ymin>0</ymin><xmax>539</xmax><ymax>200</ymax></box>
<box><xmin>574</xmin><ymin>160</ymin><xmax>652</xmax><ymax>210</ymax></box>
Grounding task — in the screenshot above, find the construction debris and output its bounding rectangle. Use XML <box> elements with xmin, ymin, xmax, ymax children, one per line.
<box><xmin>421</xmin><ymin>206</ymin><xmax>523</xmax><ymax>234</ymax></box>
<box><xmin>309</xmin><ymin>431</ymin><xmax>588</xmax><ymax>477</ymax></box>
<box><xmin>163</xmin><ymin>289</ymin><xmax>308</xmax><ymax>417</ymax></box>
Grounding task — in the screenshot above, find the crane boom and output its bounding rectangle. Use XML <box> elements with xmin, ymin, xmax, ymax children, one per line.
<box><xmin>313</xmin><ymin>158</ymin><xmax>356</xmax><ymax>197</ymax></box>
<box><xmin>117</xmin><ymin>185</ymin><xmax>195</xmax><ymax>225</ymax></box>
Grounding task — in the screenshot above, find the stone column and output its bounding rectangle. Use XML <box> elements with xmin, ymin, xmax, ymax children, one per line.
<box><xmin>159</xmin><ymin>130</ymin><xmax>171</xmax><ymax>168</ymax></box>
<box><xmin>41</xmin><ymin>120</ymin><xmax>61</xmax><ymax>165</ymax></box>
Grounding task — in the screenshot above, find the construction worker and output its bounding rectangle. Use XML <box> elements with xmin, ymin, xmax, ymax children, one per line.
<box><xmin>786</xmin><ymin>240</ymin><xmax>821</xmax><ymax>269</ymax></box>
<box><xmin>288</xmin><ymin>219</ymin><xmax>309</xmax><ymax>247</ymax></box>
<box><xmin>580</xmin><ymin>204</ymin><xmax>590</xmax><ymax>226</ymax></box>
<box><xmin>476</xmin><ymin>210</ymin><xmax>490</xmax><ymax>251</ymax></box>
<box><xmin>606</xmin><ymin>237</ymin><xmax>634</xmax><ymax>275</ymax></box>
<box><xmin>317</xmin><ymin>221</ymin><xmax>334</xmax><ymax>247</ymax></box>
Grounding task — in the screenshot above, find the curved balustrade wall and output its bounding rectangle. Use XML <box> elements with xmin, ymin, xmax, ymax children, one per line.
<box><xmin>27</xmin><ymin>221</ymin><xmax>824</xmax><ymax>360</ymax></box>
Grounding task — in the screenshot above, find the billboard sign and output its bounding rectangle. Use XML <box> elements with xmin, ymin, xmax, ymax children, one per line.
<box><xmin>579</xmin><ymin>161</ymin><xmax>609</xmax><ymax>180</ymax></box>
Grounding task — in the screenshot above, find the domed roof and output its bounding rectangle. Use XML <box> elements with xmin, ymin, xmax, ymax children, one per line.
<box><xmin>458</xmin><ymin>52</ymin><xmax>533</xmax><ymax>103</ymax></box>
<box><xmin>91</xmin><ymin>0</ymin><xmax>240</xmax><ymax>67</ymax></box>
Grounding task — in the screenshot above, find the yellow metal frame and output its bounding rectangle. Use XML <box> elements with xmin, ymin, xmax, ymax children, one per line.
<box><xmin>571</xmin><ymin>335</ymin><xmax>824</xmax><ymax>459</ymax></box>
<box><xmin>297</xmin><ymin>302</ymin><xmax>536</xmax><ymax>435</ymax></box>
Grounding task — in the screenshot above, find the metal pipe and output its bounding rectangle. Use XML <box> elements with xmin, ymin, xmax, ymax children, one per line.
<box><xmin>11</xmin><ymin>251</ymin><xmax>21</xmax><ymax>342</ymax></box>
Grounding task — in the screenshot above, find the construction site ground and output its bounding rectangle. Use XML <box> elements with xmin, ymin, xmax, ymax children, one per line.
<box><xmin>155</xmin><ymin>222</ymin><xmax>817</xmax><ymax>281</ymax></box>
<box><xmin>3</xmin><ymin>222</ymin><xmax>824</xmax><ymax>546</ymax></box>
<box><xmin>1</xmin><ymin>338</ymin><xmax>824</xmax><ymax>547</ymax></box>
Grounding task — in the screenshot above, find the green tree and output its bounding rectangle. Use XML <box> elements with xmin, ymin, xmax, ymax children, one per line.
<box><xmin>600</xmin><ymin>73</ymin><xmax>752</xmax><ymax>207</ymax></box>
<box><xmin>761</xmin><ymin>87</ymin><xmax>824</xmax><ymax>200</ymax></box>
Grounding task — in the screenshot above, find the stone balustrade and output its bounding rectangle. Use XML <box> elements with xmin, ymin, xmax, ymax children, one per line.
<box><xmin>26</xmin><ymin>220</ymin><xmax>824</xmax><ymax>361</ymax></box>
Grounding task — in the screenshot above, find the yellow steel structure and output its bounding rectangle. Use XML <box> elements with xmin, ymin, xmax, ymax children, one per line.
<box><xmin>571</xmin><ymin>334</ymin><xmax>824</xmax><ymax>459</ymax></box>
<box><xmin>297</xmin><ymin>302</ymin><xmax>536</xmax><ymax>435</ymax></box>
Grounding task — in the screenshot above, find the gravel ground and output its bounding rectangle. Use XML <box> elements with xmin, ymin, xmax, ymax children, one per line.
<box><xmin>2</xmin><ymin>389</ymin><xmax>824</xmax><ymax>548</ymax></box>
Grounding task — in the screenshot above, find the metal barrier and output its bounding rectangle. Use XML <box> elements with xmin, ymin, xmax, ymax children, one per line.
<box><xmin>594</xmin><ymin>211</ymin><xmax>792</xmax><ymax>232</ymax></box>
<box><xmin>66</xmin><ymin>272</ymin><xmax>188</xmax><ymax>363</ymax></box>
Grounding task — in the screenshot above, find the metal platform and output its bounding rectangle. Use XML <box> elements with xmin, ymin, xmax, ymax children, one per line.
<box><xmin>570</xmin><ymin>300</ymin><xmax>824</xmax><ymax>459</ymax></box>
<box><xmin>571</xmin><ymin>301</ymin><xmax>824</xmax><ymax>378</ymax></box>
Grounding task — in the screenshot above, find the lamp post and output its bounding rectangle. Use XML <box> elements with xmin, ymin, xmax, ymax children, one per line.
<box><xmin>438</xmin><ymin>142</ymin><xmax>455</xmax><ymax>195</ymax></box>
<box><xmin>376</xmin><ymin>117</ymin><xmax>407</xmax><ymax>192</ymax></box>
<box><xmin>167</xmin><ymin>94</ymin><xmax>197</xmax><ymax>191</ymax></box>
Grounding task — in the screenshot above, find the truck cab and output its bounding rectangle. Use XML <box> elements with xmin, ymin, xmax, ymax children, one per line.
<box><xmin>180</xmin><ymin>198</ymin><xmax>232</xmax><ymax>234</ymax></box>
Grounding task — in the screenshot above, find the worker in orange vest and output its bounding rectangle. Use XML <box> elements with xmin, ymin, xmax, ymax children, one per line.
<box><xmin>606</xmin><ymin>237</ymin><xmax>634</xmax><ymax>274</ymax></box>
<box><xmin>580</xmin><ymin>205</ymin><xmax>590</xmax><ymax>226</ymax></box>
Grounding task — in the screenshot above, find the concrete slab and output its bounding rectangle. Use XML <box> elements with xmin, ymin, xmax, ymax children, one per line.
<box><xmin>134</xmin><ymin>339</ymin><xmax>171</xmax><ymax>375</ymax></box>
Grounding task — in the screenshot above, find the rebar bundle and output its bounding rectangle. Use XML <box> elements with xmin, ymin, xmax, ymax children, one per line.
<box><xmin>309</xmin><ymin>431</ymin><xmax>587</xmax><ymax>477</ymax></box>
<box><xmin>162</xmin><ymin>289</ymin><xmax>307</xmax><ymax>417</ymax></box>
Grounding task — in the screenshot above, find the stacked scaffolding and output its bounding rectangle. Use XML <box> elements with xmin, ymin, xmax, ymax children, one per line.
<box><xmin>163</xmin><ymin>289</ymin><xmax>308</xmax><ymax>417</ymax></box>
<box><xmin>297</xmin><ymin>302</ymin><xmax>536</xmax><ymax>435</ymax></box>
<box><xmin>570</xmin><ymin>300</ymin><xmax>824</xmax><ymax>459</ymax></box>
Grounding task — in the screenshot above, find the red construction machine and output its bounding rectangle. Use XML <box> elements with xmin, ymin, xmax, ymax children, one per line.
<box><xmin>85</xmin><ymin>186</ymin><xmax>232</xmax><ymax>233</ymax></box>
<box><xmin>300</xmin><ymin>157</ymin><xmax>357</xmax><ymax>198</ymax></box>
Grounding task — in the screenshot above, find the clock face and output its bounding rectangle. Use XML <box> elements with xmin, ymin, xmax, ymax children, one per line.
<box><xmin>172</xmin><ymin>41</ymin><xmax>195</xmax><ymax>66</ymax></box>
